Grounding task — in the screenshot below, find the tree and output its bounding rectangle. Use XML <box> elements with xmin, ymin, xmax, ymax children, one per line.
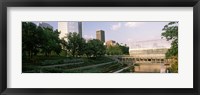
<box><xmin>66</xmin><ymin>32</ymin><xmax>85</xmax><ymax>57</ymax></box>
<box><xmin>106</xmin><ymin>44</ymin><xmax>129</xmax><ymax>55</ymax></box>
<box><xmin>106</xmin><ymin>45</ymin><xmax>122</xmax><ymax>55</ymax></box>
<box><xmin>162</xmin><ymin>22</ymin><xmax>178</xmax><ymax>58</ymax></box>
<box><xmin>22</xmin><ymin>22</ymin><xmax>39</xmax><ymax>58</ymax></box>
<box><xmin>84</xmin><ymin>41</ymin><xmax>93</xmax><ymax>57</ymax></box>
<box><xmin>161</xmin><ymin>22</ymin><xmax>178</xmax><ymax>73</ymax></box>
<box><xmin>168</xmin><ymin>56</ymin><xmax>178</xmax><ymax>73</ymax></box>
<box><xmin>52</xmin><ymin>29</ymin><xmax>62</xmax><ymax>55</ymax></box>
<box><xmin>85</xmin><ymin>39</ymin><xmax>106</xmax><ymax>57</ymax></box>
<box><xmin>30</xmin><ymin>27</ymin><xmax>62</xmax><ymax>56</ymax></box>
<box><xmin>60</xmin><ymin>38</ymin><xmax>68</xmax><ymax>56</ymax></box>
<box><xmin>77</xmin><ymin>38</ymin><xmax>86</xmax><ymax>56</ymax></box>
<box><xmin>119</xmin><ymin>44</ymin><xmax>129</xmax><ymax>55</ymax></box>
<box><xmin>23</xmin><ymin>22</ymin><xmax>62</xmax><ymax>58</ymax></box>
<box><xmin>40</xmin><ymin>28</ymin><xmax>55</xmax><ymax>56</ymax></box>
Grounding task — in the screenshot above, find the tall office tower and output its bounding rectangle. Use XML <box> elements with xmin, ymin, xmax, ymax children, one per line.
<box><xmin>78</xmin><ymin>22</ymin><xmax>82</xmax><ymax>37</ymax></box>
<box><xmin>58</xmin><ymin>22</ymin><xmax>82</xmax><ymax>40</ymax></box>
<box><xmin>68</xmin><ymin>22</ymin><xmax>82</xmax><ymax>37</ymax></box>
<box><xmin>96</xmin><ymin>30</ymin><xmax>105</xmax><ymax>42</ymax></box>
<box><xmin>39</xmin><ymin>22</ymin><xmax>53</xmax><ymax>29</ymax></box>
<box><xmin>58</xmin><ymin>22</ymin><xmax>68</xmax><ymax>40</ymax></box>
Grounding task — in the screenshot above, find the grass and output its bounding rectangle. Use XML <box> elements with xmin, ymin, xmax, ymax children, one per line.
<box><xmin>53</xmin><ymin>57</ymin><xmax>114</xmax><ymax>69</ymax></box>
<box><xmin>22</xmin><ymin>56</ymin><xmax>121</xmax><ymax>73</ymax></box>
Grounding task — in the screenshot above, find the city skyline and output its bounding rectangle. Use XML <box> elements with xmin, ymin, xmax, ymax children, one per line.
<box><xmin>32</xmin><ymin>21</ymin><xmax>172</xmax><ymax>49</ymax></box>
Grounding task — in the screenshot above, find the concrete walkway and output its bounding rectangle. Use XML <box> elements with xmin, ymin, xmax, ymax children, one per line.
<box><xmin>113</xmin><ymin>66</ymin><xmax>129</xmax><ymax>73</ymax></box>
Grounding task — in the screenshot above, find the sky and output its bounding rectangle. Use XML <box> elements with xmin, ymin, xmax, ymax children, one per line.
<box><xmin>32</xmin><ymin>21</ymin><xmax>172</xmax><ymax>49</ymax></box>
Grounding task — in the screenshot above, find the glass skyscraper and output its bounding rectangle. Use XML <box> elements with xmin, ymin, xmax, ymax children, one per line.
<box><xmin>58</xmin><ymin>21</ymin><xmax>82</xmax><ymax>40</ymax></box>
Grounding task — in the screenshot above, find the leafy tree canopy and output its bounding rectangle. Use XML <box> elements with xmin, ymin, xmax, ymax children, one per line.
<box><xmin>162</xmin><ymin>22</ymin><xmax>178</xmax><ymax>58</ymax></box>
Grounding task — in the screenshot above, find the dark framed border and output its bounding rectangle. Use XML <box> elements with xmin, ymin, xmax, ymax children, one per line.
<box><xmin>0</xmin><ymin>0</ymin><xmax>199</xmax><ymax>95</ymax></box>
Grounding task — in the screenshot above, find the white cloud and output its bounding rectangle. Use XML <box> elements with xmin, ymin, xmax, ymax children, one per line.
<box><xmin>125</xmin><ymin>22</ymin><xmax>144</xmax><ymax>28</ymax></box>
<box><xmin>111</xmin><ymin>23</ymin><xmax>121</xmax><ymax>31</ymax></box>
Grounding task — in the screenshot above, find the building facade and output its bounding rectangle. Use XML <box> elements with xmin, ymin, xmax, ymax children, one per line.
<box><xmin>106</xmin><ymin>40</ymin><xmax>116</xmax><ymax>46</ymax></box>
<box><xmin>117</xmin><ymin>48</ymin><xmax>168</xmax><ymax>66</ymax></box>
<box><xmin>58</xmin><ymin>22</ymin><xmax>68</xmax><ymax>40</ymax></box>
<box><xmin>58</xmin><ymin>21</ymin><xmax>82</xmax><ymax>40</ymax></box>
<box><xmin>127</xmin><ymin>39</ymin><xmax>171</xmax><ymax>64</ymax></box>
<box><xmin>96</xmin><ymin>30</ymin><xmax>105</xmax><ymax>42</ymax></box>
<box><xmin>78</xmin><ymin>22</ymin><xmax>82</xmax><ymax>37</ymax></box>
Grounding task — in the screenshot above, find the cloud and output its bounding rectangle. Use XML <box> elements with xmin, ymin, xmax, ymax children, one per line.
<box><xmin>125</xmin><ymin>22</ymin><xmax>144</xmax><ymax>28</ymax></box>
<box><xmin>111</xmin><ymin>23</ymin><xmax>121</xmax><ymax>31</ymax></box>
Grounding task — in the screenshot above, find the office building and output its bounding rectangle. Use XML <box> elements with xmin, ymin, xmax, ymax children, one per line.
<box><xmin>58</xmin><ymin>21</ymin><xmax>82</xmax><ymax>40</ymax></box>
<box><xmin>58</xmin><ymin>22</ymin><xmax>68</xmax><ymax>40</ymax></box>
<box><xmin>96</xmin><ymin>30</ymin><xmax>105</xmax><ymax>42</ymax></box>
<box><xmin>78</xmin><ymin>22</ymin><xmax>82</xmax><ymax>37</ymax></box>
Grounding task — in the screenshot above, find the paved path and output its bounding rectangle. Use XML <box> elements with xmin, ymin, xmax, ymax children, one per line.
<box><xmin>69</xmin><ymin>61</ymin><xmax>117</xmax><ymax>70</ymax></box>
<box><xmin>42</xmin><ymin>62</ymin><xmax>84</xmax><ymax>68</ymax></box>
<box><xmin>113</xmin><ymin>66</ymin><xmax>130</xmax><ymax>73</ymax></box>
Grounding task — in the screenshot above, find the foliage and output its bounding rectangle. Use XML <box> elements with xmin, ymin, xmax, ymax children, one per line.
<box><xmin>22</xmin><ymin>22</ymin><xmax>39</xmax><ymax>58</ymax></box>
<box><xmin>119</xmin><ymin>44</ymin><xmax>129</xmax><ymax>55</ymax></box>
<box><xmin>168</xmin><ymin>56</ymin><xmax>178</xmax><ymax>73</ymax></box>
<box><xmin>40</xmin><ymin>28</ymin><xmax>62</xmax><ymax>56</ymax></box>
<box><xmin>106</xmin><ymin>45</ymin><xmax>123</xmax><ymax>55</ymax></box>
<box><xmin>22</xmin><ymin>22</ymin><xmax>62</xmax><ymax>58</ymax></box>
<box><xmin>106</xmin><ymin>44</ymin><xmax>129</xmax><ymax>55</ymax></box>
<box><xmin>41</xmin><ymin>68</ymin><xmax>64</xmax><ymax>73</ymax></box>
<box><xmin>85</xmin><ymin>39</ymin><xmax>106</xmax><ymax>57</ymax></box>
<box><xmin>161</xmin><ymin>22</ymin><xmax>178</xmax><ymax>73</ymax></box>
<box><xmin>22</xmin><ymin>22</ymin><xmax>107</xmax><ymax>62</ymax></box>
<box><xmin>161</xmin><ymin>22</ymin><xmax>178</xmax><ymax>58</ymax></box>
<box><xmin>22</xmin><ymin>57</ymin><xmax>116</xmax><ymax>73</ymax></box>
<box><xmin>64</xmin><ymin>32</ymin><xmax>86</xmax><ymax>57</ymax></box>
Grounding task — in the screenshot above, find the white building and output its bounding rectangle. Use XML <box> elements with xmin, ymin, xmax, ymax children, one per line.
<box><xmin>128</xmin><ymin>39</ymin><xmax>171</xmax><ymax>58</ymax></box>
<box><xmin>58</xmin><ymin>21</ymin><xmax>82</xmax><ymax>40</ymax></box>
<box><xmin>128</xmin><ymin>39</ymin><xmax>171</xmax><ymax>51</ymax></box>
<box><xmin>58</xmin><ymin>22</ymin><xmax>68</xmax><ymax>40</ymax></box>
